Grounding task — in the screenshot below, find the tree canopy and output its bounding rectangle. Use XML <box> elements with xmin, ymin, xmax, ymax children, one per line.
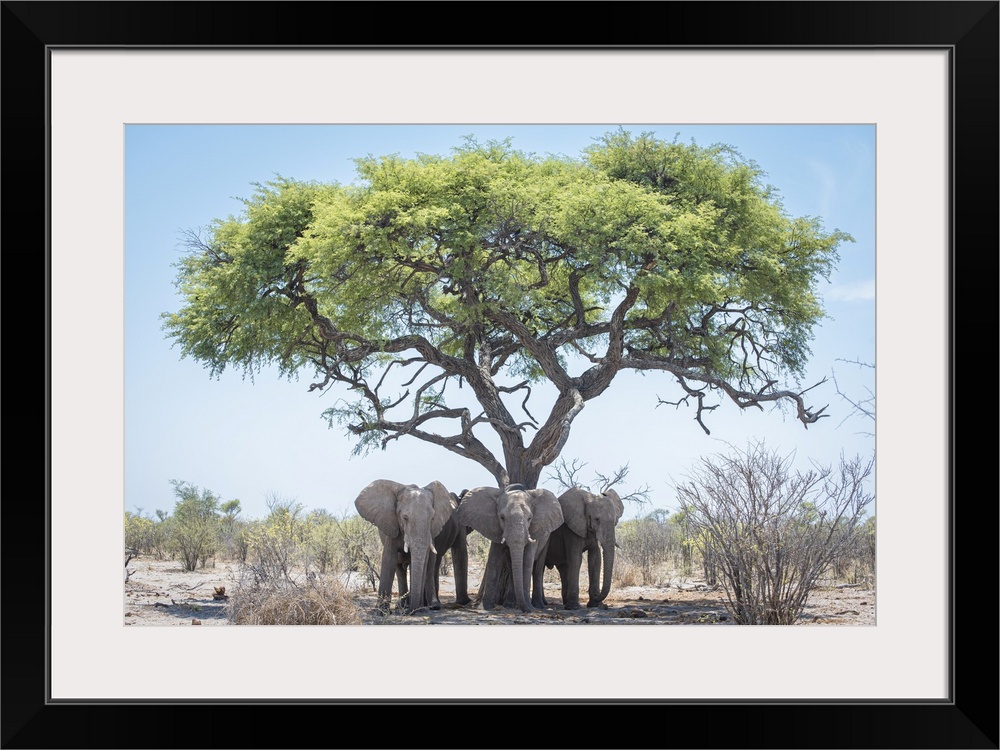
<box><xmin>163</xmin><ymin>130</ymin><xmax>851</xmax><ymax>488</ymax></box>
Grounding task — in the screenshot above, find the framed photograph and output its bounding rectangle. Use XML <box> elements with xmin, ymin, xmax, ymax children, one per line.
<box><xmin>7</xmin><ymin>2</ymin><xmax>996</xmax><ymax>748</ymax></box>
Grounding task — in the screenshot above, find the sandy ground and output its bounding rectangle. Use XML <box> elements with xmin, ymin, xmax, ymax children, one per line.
<box><xmin>124</xmin><ymin>555</ymin><xmax>875</xmax><ymax>626</ymax></box>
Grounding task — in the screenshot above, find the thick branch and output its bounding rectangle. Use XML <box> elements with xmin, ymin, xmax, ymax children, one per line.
<box><xmin>527</xmin><ymin>388</ymin><xmax>585</xmax><ymax>468</ymax></box>
<box><xmin>482</xmin><ymin>306</ymin><xmax>573</xmax><ymax>390</ymax></box>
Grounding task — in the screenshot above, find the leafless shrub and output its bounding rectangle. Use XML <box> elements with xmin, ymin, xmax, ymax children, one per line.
<box><xmin>226</xmin><ymin>572</ymin><xmax>361</xmax><ymax>625</ymax></box>
<box><xmin>831</xmin><ymin>515</ymin><xmax>876</xmax><ymax>587</ymax></box>
<box><xmin>675</xmin><ymin>441</ymin><xmax>874</xmax><ymax>625</ymax></box>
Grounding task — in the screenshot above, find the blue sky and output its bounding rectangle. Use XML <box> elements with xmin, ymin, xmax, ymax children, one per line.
<box><xmin>125</xmin><ymin>124</ymin><xmax>875</xmax><ymax>522</ymax></box>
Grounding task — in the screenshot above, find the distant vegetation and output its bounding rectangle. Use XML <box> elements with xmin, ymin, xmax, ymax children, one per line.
<box><xmin>126</xmin><ymin>445</ymin><xmax>874</xmax><ymax>625</ymax></box>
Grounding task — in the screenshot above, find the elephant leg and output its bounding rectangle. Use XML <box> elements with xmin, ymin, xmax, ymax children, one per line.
<box><xmin>530</xmin><ymin>558</ymin><xmax>544</xmax><ymax>608</ymax></box>
<box><xmin>451</xmin><ymin>537</ymin><xmax>471</xmax><ymax>606</ymax></box>
<box><xmin>480</xmin><ymin>542</ymin><xmax>505</xmax><ymax>610</ymax></box>
<box><xmin>396</xmin><ymin>561</ymin><xmax>410</xmax><ymax>610</ymax></box>
<box><xmin>564</xmin><ymin>545</ymin><xmax>584</xmax><ymax>609</ymax></box>
<box><xmin>423</xmin><ymin>552</ymin><xmax>441</xmax><ymax>609</ymax></box>
<box><xmin>531</xmin><ymin>539</ymin><xmax>549</xmax><ymax>608</ymax></box>
<box><xmin>434</xmin><ymin>553</ymin><xmax>443</xmax><ymax>599</ymax></box>
<box><xmin>376</xmin><ymin>543</ymin><xmax>398</xmax><ymax>611</ymax></box>
<box><xmin>556</xmin><ymin>562</ymin><xmax>579</xmax><ymax>609</ymax></box>
<box><xmin>586</xmin><ymin>543</ymin><xmax>603</xmax><ymax>607</ymax></box>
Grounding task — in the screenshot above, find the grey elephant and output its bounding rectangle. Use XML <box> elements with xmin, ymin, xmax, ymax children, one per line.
<box><xmin>534</xmin><ymin>487</ymin><xmax>624</xmax><ymax>609</ymax></box>
<box><xmin>430</xmin><ymin>491</ymin><xmax>472</xmax><ymax>606</ymax></box>
<box><xmin>454</xmin><ymin>483</ymin><xmax>563</xmax><ymax>613</ymax></box>
<box><xmin>354</xmin><ymin>479</ymin><xmax>462</xmax><ymax>614</ymax></box>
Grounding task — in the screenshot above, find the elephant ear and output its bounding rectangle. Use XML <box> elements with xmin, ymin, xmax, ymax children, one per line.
<box><xmin>355</xmin><ymin>479</ymin><xmax>405</xmax><ymax>537</ymax></box>
<box><xmin>528</xmin><ymin>488</ymin><xmax>565</xmax><ymax>536</ymax></box>
<box><xmin>603</xmin><ymin>488</ymin><xmax>625</xmax><ymax>522</ymax></box>
<box><xmin>453</xmin><ymin>486</ymin><xmax>503</xmax><ymax>542</ymax></box>
<box><xmin>558</xmin><ymin>487</ymin><xmax>590</xmax><ymax>538</ymax></box>
<box><xmin>425</xmin><ymin>481</ymin><xmax>457</xmax><ymax>538</ymax></box>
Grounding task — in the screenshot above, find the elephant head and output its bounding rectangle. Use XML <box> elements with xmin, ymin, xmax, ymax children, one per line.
<box><xmin>559</xmin><ymin>487</ymin><xmax>624</xmax><ymax>605</ymax></box>
<box><xmin>454</xmin><ymin>483</ymin><xmax>563</xmax><ymax>612</ymax></box>
<box><xmin>354</xmin><ymin>479</ymin><xmax>456</xmax><ymax>614</ymax></box>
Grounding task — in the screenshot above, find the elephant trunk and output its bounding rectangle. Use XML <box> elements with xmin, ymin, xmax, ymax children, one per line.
<box><xmin>595</xmin><ymin>540</ymin><xmax>615</xmax><ymax>605</ymax></box>
<box><xmin>404</xmin><ymin>528</ymin><xmax>433</xmax><ymax>614</ymax></box>
<box><xmin>408</xmin><ymin>545</ymin><xmax>429</xmax><ymax>614</ymax></box>
<box><xmin>507</xmin><ymin>536</ymin><xmax>532</xmax><ymax>613</ymax></box>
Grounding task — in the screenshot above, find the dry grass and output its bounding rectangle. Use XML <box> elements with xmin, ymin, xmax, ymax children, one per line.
<box><xmin>612</xmin><ymin>560</ymin><xmax>642</xmax><ymax>587</ymax></box>
<box><xmin>226</xmin><ymin>576</ymin><xmax>362</xmax><ymax>625</ymax></box>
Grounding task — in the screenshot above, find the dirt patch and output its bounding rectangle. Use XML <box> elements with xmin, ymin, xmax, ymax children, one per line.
<box><xmin>125</xmin><ymin>558</ymin><xmax>875</xmax><ymax>626</ymax></box>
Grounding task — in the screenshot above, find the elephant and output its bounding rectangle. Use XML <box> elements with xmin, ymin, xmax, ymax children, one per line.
<box><xmin>453</xmin><ymin>483</ymin><xmax>563</xmax><ymax>613</ymax></box>
<box><xmin>429</xmin><ymin>491</ymin><xmax>472</xmax><ymax>606</ymax></box>
<box><xmin>354</xmin><ymin>479</ymin><xmax>462</xmax><ymax>614</ymax></box>
<box><xmin>534</xmin><ymin>487</ymin><xmax>624</xmax><ymax>609</ymax></box>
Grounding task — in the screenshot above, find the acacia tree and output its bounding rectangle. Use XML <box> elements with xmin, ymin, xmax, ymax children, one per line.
<box><xmin>164</xmin><ymin>131</ymin><xmax>849</xmax><ymax>495</ymax></box>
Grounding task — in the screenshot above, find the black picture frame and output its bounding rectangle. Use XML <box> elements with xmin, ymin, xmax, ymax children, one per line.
<box><xmin>3</xmin><ymin>2</ymin><xmax>996</xmax><ymax>748</ymax></box>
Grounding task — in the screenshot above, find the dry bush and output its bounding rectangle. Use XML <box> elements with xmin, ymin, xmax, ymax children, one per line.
<box><xmin>615</xmin><ymin>514</ymin><xmax>676</xmax><ymax>585</ymax></box>
<box><xmin>676</xmin><ymin>442</ymin><xmax>874</xmax><ymax>625</ymax></box>
<box><xmin>612</xmin><ymin>559</ymin><xmax>642</xmax><ymax>587</ymax></box>
<box><xmin>226</xmin><ymin>575</ymin><xmax>361</xmax><ymax>625</ymax></box>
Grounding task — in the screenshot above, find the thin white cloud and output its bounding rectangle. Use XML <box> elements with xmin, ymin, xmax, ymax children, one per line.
<box><xmin>825</xmin><ymin>278</ymin><xmax>876</xmax><ymax>302</ymax></box>
<box><xmin>807</xmin><ymin>159</ymin><xmax>838</xmax><ymax>218</ymax></box>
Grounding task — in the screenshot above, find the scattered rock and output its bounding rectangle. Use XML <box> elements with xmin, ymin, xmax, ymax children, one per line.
<box><xmin>617</xmin><ymin>607</ymin><xmax>648</xmax><ymax>618</ymax></box>
<box><xmin>191</xmin><ymin>619</ymin><xmax>202</xmax><ymax>625</ymax></box>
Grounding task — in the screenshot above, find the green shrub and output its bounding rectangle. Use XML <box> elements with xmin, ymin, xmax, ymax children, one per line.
<box><xmin>165</xmin><ymin>480</ymin><xmax>221</xmax><ymax>572</ymax></box>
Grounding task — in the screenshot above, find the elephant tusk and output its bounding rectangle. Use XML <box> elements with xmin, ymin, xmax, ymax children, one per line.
<box><xmin>404</xmin><ymin>542</ymin><xmax>409</xmax><ymax>554</ymax></box>
<box><xmin>430</xmin><ymin>543</ymin><xmax>438</xmax><ymax>555</ymax></box>
<box><xmin>501</xmin><ymin>536</ymin><xmax>506</xmax><ymax>545</ymax></box>
<box><xmin>528</xmin><ymin>536</ymin><xmax>536</xmax><ymax>545</ymax></box>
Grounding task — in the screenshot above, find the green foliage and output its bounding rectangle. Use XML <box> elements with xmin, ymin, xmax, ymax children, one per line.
<box><xmin>164</xmin><ymin>131</ymin><xmax>850</xmax><ymax>475</ymax></box>
<box><xmin>242</xmin><ymin>496</ymin><xmax>307</xmax><ymax>583</ymax></box>
<box><xmin>217</xmin><ymin>498</ymin><xmax>245</xmax><ymax>559</ymax></box>
<box><xmin>330</xmin><ymin>512</ymin><xmax>382</xmax><ymax>590</ymax></box>
<box><xmin>125</xmin><ymin>510</ymin><xmax>156</xmax><ymax>557</ymax></box>
<box><xmin>165</xmin><ymin>480</ymin><xmax>222</xmax><ymax>571</ymax></box>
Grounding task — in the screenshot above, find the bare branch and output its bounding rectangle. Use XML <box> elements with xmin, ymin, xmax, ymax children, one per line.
<box><xmin>545</xmin><ymin>457</ymin><xmax>588</xmax><ymax>491</ymax></box>
<box><xmin>831</xmin><ymin>361</ymin><xmax>875</xmax><ymax>434</ymax></box>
